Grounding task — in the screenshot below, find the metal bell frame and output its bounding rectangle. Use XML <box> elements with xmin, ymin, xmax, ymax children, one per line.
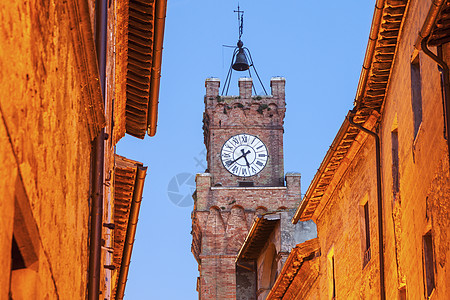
<box><xmin>222</xmin><ymin>40</ymin><xmax>268</xmax><ymax>96</ymax></box>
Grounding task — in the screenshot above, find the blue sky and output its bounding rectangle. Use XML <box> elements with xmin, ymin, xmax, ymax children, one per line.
<box><xmin>117</xmin><ymin>1</ymin><xmax>374</xmax><ymax>298</ymax></box>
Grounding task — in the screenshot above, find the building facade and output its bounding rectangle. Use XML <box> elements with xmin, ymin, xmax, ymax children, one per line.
<box><xmin>289</xmin><ymin>0</ymin><xmax>450</xmax><ymax>299</ymax></box>
<box><xmin>0</xmin><ymin>0</ymin><xmax>166</xmax><ymax>299</ymax></box>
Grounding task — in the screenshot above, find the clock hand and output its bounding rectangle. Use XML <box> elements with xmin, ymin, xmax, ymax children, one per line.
<box><xmin>241</xmin><ymin>149</ymin><xmax>250</xmax><ymax>155</ymax></box>
<box><xmin>226</xmin><ymin>150</ymin><xmax>251</xmax><ymax>167</ymax></box>
<box><xmin>241</xmin><ymin>149</ymin><xmax>251</xmax><ymax>167</ymax></box>
<box><xmin>226</xmin><ymin>153</ymin><xmax>245</xmax><ymax>166</ymax></box>
<box><xmin>243</xmin><ymin>155</ymin><xmax>251</xmax><ymax>168</ymax></box>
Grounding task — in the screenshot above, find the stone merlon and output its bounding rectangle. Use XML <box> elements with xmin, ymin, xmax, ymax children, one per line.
<box><xmin>238</xmin><ymin>77</ymin><xmax>253</xmax><ymax>99</ymax></box>
<box><xmin>204</xmin><ymin>76</ymin><xmax>286</xmax><ymax>100</ymax></box>
<box><xmin>205</xmin><ymin>77</ymin><xmax>220</xmax><ymax>98</ymax></box>
<box><xmin>270</xmin><ymin>77</ymin><xmax>285</xmax><ymax>98</ymax></box>
<box><xmin>194</xmin><ymin>173</ymin><xmax>212</xmax><ymax>210</ymax></box>
<box><xmin>285</xmin><ymin>172</ymin><xmax>301</xmax><ymax>200</ymax></box>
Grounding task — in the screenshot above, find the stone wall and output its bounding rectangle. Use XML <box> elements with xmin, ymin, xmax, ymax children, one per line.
<box><xmin>0</xmin><ymin>0</ymin><xmax>97</xmax><ymax>298</ymax></box>
<box><xmin>311</xmin><ymin>0</ymin><xmax>450</xmax><ymax>298</ymax></box>
<box><xmin>380</xmin><ymin>0</ymin><xmax>450</xmax><ymax>297</ymax></box>
<box><xmin>315</xmin><ymin>138</ymin><xmax>380</xmax><ymax>299</ymax></box>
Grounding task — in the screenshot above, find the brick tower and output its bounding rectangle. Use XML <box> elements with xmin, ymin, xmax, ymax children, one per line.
<box><xmin>191</xmin><ymin>77</ymin><xmax>301</xmax><ymax>299</ymax></box>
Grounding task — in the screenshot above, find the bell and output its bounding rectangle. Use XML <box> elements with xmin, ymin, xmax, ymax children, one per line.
<box><xmin>232</xmin><ymin>48</ymin><xmax>250</xmax><ymax>71</ymax></box>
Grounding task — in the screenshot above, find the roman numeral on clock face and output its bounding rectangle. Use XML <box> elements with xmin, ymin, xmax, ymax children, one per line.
<box><xmin>225</xmin><ymin>143</ymin><xmax>234</xmax><ymax>151</ymax></box>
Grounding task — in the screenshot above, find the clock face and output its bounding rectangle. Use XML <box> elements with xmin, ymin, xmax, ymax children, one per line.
<box><xmin>220</xmin><ymin>133</ymin><xmax>268</xmax><ymax>177</ymax></box>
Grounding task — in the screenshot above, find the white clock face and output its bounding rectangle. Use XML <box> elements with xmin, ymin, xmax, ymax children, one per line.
<box><xmin>220</xmin><ymin>133</ymin><xmax>268</xmax><ymax>177</ymax></box>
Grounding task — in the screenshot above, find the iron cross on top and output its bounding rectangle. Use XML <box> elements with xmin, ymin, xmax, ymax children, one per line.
<box><xmin>234</xmin><ymin>5</ymin><xmax>244</xmax><ymax>39</ymax></box>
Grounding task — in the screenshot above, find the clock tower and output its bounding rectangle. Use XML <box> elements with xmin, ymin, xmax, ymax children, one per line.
<box><xmin>191</xmin><ymin>77</ymin><xmax>302</xmax><ymax>299</ymax></box>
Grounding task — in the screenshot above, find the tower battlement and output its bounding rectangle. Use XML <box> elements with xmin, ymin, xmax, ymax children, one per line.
<box><xmin>205</xmin><ymin>76</ymin><xmax>285</xmax><ymax>102</ymax></box>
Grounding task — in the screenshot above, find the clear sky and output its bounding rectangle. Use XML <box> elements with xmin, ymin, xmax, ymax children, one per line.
<box><xmin>117</xmin><ymin>1</ymin><xmax>374</xmax><ymax>299</ymax></box>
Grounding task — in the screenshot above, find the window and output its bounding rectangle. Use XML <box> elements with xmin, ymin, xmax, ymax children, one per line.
<box><xmin>360</xmin><ymin>195</ymin><xmax>372</xmax><ymax>268</ymax></box>
<box><xmin>411</xmin><ymin>56</ymin><xmax>423</xmax><ymax>139</ymax></box>
<box><xmin>391</xmin><ymin>129</ymin><xmax>400</xmax><ymax>198</ymax></box>
<box><xmin>423</xmin><ymin>232</ymin><xmax>435</xmax><ymax>298</ymax></box>
<box><xmin>10</xmin><ymin>185</ymin><xmax>40</xmax><ymax>299</ymax></box>
<box><xmin>327</xmin><ymin>247</ymin><xmax>336</xmax><ymax>299</ymax></box>
<box><xmin>331</xmin><ymin>256</ymin><xmax>336</xmax><ymax>299</ymax></box>
<box><xmin>399</xmin><ymin>285</ymin><xmax>407</xmax><ymax>300</ymax></box>
<box><xmin>362</xmin><ymin>202</ymin><xmax>371</xmax><ymax>267</ymax></box>
<box><xmin>11</xmin><ymin>236</ymin><xmax>26</xmax><ymax>270</ymax></box>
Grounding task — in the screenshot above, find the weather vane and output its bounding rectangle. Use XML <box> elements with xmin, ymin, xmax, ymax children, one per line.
<box><xmin>222</xmin><ymin>4</ymin><xmax>268</xmax><ymax>96</ymax></box>
<box><xmin>235</xmin><ymin>4</ymin><xmax>244</xmax><ymax>40</ymax></box>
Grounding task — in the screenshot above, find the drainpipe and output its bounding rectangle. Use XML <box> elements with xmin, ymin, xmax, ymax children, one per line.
<box><xmin>88</xmin><ymin>0</ymin><xmax>107</xmax><ymax>298</ymax></box>
<box><xmin>347</xmin><ymin>111</ymin><xmax>385</xmax><ymax>300</ymax></box>
<box><xmin>421</xmin><ymin>37</ymin><xmax>450</xmax><ymax>167</ymax></box>
<box><xmin>413</xmin><ymin>0</ymin><xmax>450</xmax><ymax>168</ymax></box>
<box><xmin>115</xmin><ymin>166</ymin><xmax>148</xmax><ymax>300</ymax></box>
<box><xmin>414</xmin><ymin>0</ymin><xmax>445</xmax><ymax>51</ymax></box>
<box><xmin>147</xmin><ymin>0</ymin><xmax>168</xmax><ymax>137</ymax></box>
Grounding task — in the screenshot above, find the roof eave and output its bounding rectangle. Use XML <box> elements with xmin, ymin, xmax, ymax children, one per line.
<box><xmin>112</xmin><ymin>155</ymin><xmax>148</xmax><ymax>300</ymax></box>
<box><xmin>293</xmin><ymin>0</ymin><xmax>409</xmax><ymax>224</ymax></box>
<box><xmin>265</xmin><ymin>238</ymin><xmax>320</xmax><ymax>300</ymax></box>
<box><xmin>292</xmin><ymin>116</ymin><xmax>351</xmax><ymax>223</ymax></box>
<box><xmin>236</xmin><ymin>213</ymin><xmax>280</xmax><ymax>262</ymax></box>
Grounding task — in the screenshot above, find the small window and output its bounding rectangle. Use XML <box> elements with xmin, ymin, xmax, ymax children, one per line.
<box><xmin>10</xmin><ymin>188</ymin><xmax>40</xmax><ymax>299</ymax></box>
<box><xmin>391</xmin><ymin>129</ymin><xmax>400</xmax><ymax>198</ymax></box>
<box><xmin>399</xmin><ymin>285</ymin><xmax>407</xmax><ymax>300</ymax></box>
<box><xmin>411</xmin><ymin>57</ymin><xmax>423</xmax><ymax>139</ymax></box>
<box><xmin>331</xmin><ymin>256</ymin><xmax>336</xmax><ymax>299</ymax></box>
<box><xmin>423</xmin><ymin>232</ymin><xmax>435</xmax><ymax>298</ymax></box>
<box><xmin>238</xmin><ymin>181</ymin><xmax>254</xmax><ymax>187</ymax></box>
<box><xmin>11</xmin><ymin>236</ymin><xmax>26</xmax><ymax>270</ymax></box>
<box><xmin>327</xmin><ymin>247</ymin><xmax>336</xmax><ymax>300</ymax></box>
<box><xmin>363</xmin><ymin>202</ymin><xmax>371</xmax><ymax>267</ymax></box>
